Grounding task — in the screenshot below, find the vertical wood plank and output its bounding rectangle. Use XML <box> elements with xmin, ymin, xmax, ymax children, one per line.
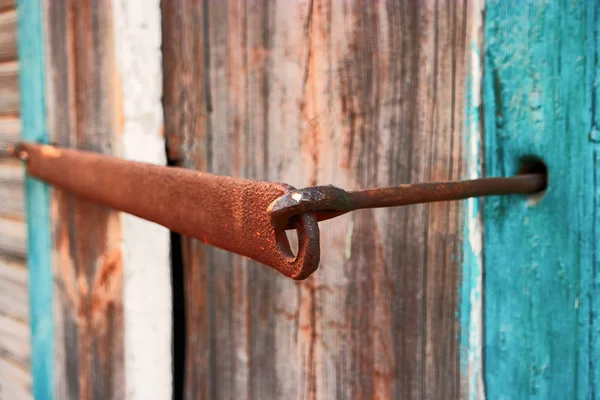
<box><xmin>111</xmin><ymin>0</ymin><xmax>172</xmax><ymax>399</ymax></box>
<box><xmin>484</xmin><ymin>1</ymin><xmax>599</xmax><ymax>398</ymax></box>
<box><xmin>0</xmin><ymin>9</ymin><xmax>17</xmax><ymax>62</ymax></box>
<box><xmin>17</xmin><ymin>0</ymin><xmax>52</xmax><ymax>399</ymax></box>
<box><xmin>163</xmin><ymin>1</ymin><xmax>479</xmax><ymax>398</ymax></box>
<box><xmin>0</xmin><ymin>61</ymin><xmax>20</xmax><ymax>115</ymax></box>
<box><xmin>45</xmin><ymin>0</ymin><xmax>125</xmax><ymax>398</ymax></box>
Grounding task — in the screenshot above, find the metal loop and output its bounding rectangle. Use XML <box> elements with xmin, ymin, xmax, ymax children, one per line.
<box><xmin>268</xmin><ymin>185</ymin><xmax>354</xmax><ymax>231</ymax></box>
<box><xmin>273</xmin><ymin>211</ymin><xmax>321</xmax><ymax>280</ymax></box>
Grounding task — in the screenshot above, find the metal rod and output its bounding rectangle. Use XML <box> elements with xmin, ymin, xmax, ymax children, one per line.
<box><xmin>346</xmin><ymin>174</ymin><xmax>547</xmax><ymax>210</ymax></box>
<box><xmin>269</xmin><ymin>173</ymin><xmax>548</xmax><ymax>229</ymax></box>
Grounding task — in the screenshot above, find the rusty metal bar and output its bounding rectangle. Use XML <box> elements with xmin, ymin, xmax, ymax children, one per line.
<box><xmin>7</xmin><ymin>142</ymin><xmax>547</xmax><ymax>279</ymax></box>
<box><xmin>9</xmin><ymin>142</ymin><xmax>319</xmax><ymax>279</ymax></box>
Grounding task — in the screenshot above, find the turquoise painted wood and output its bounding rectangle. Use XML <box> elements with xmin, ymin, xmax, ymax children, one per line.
<box><xmin>484</xmin><ymin>0</ymin><xmax>599</xmax><ymax>398</ymax></box>
<box><xmin>17</xmin><ymin>0</ymin><xmax>54</xmax><ymax>399</ymax></box>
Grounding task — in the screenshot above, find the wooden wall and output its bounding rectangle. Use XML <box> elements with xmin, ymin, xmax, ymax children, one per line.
<box><xmin>0</xmin><ymin>0</ymin><xmax>31</xmax><ymax>399</ymax></box>
<box><xmin>15</xmin><ymin>1</ymin><xmax>599</xmax><ymax>399</ymax></box>
<box><xmin>162</xmin><ymin>1</ymin><xmax>481</xmax><ymax>398</ymax></box>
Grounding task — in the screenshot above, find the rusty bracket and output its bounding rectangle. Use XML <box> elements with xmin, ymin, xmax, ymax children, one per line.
<box><xmin>6</xmin><ymin>142</ymin><xmax>546</xmax><ymax>280</ymax></box>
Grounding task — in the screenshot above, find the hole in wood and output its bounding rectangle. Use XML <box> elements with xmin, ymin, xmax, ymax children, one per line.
<box><xmin>518</xmin><ymin>155</ymin><xmax>548</xmax><ymax>205</ymax></box>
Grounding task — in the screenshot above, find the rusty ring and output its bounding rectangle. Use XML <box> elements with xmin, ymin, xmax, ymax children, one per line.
<box><xmin>272</xmin><ymin>211</ymin><xmax>321</xmax><ymax>280</ymax></box>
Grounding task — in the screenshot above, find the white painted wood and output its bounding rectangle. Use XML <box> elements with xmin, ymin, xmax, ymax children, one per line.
<box><xmin>111</xmin><ymin>1</ymin><xmax>171</xmax><ymax>399</ymax></box>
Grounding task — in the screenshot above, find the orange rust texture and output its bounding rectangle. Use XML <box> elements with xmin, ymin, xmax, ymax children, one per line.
<box><xmin>163</xmin><ymin>0</ymin><xmax>470</xmax><ymax>399</ymax></box>
<box><xmin>45</xmin><ymin>0</ymin><xmax>125</xmax><ymax>399</ymax></box>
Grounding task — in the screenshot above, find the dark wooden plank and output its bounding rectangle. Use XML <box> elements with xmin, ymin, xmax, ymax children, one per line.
<box><xmin>0</xmin><ymin>10</ymin><xmax>16</xmax><ymax>62</ymax></box>
<box><xmin>45</xmin><ymin>1</ymin><xmax>124</xmax><ymax>399</ymax></box>
<box><xmin>163</xmin><ymin>1</ymin><xmax>474</xmax><ymax>398</ymax></box>
<box><xmin>0</xmin><ymin>61</ymin><xmax>19</xmax><ymax>115</ymax></box>
<box><xmin>162</xmin><ymin>2</ymin><xmax>211</xmax><ymax>398</ymax></box>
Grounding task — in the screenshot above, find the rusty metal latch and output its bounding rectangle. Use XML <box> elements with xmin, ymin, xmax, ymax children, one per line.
<box><xmin>4</xmin><ymin>142</ymin><xmax>546</xmax><ymax>279</ymax></box>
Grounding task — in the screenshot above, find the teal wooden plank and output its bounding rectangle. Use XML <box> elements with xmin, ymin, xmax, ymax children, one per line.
<box><xmin>484</xmin><ymin>0</ymin><xmax>599</xmax><ymax>398</ymax></box>
<box><xmin>17</xmin><ymin>0</ymin><xmax>53</xmax><ymax>399</ymax></box>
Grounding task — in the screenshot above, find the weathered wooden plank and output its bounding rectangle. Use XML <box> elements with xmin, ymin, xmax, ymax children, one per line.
<box><xmin>484</xmin><ymin>1</ymin><xmax>599</xmax><ymax>398</ymax></box>
<box><xmin>44</xmin><ymin>0</ymin><xmax>124</xmax><ymax>399</ymax></box>
<box><xmin>0</xmin><ymin>272</ymin><xmax>29</xmax><ymax>321</ymax></box>
<box><xmin>163</xmin><ymin>1</ymin><xmax>475</xmax><ymax>398</ymax></box>
<box><xmin>111</xmin><ymin>0</ymin><xmax>172</xmax><ymax>399</ymax></box>
<box><xmin>0</xmin><ymin>61</ymin><xmax>18</xmax><ymax>115</ymax></box>
<box><xmin>0</xmin><ymin>357</ymin><xmax>32</xmax><ymax>400</ymax></box>
<box><xmin>161</xmin><ymin>2</ymin><xmax>209</xmax><ymax>398</ymax></box>
<box><xmin>0</xmin><ymin>10</ymin><xmax>16</xmax><ymax>62</ymax></box>
<box><xmin>0</xmin><ymin>314</ymin><xmax>30</xmax><ymax>365</ymax></box>
<box><xmin>0</xmin><ymin>116</ymin><xmax>20</xmax><ymax>145</ymax></box>
<box><xmin>0</xmin><ymin>255</ymin><xmax>27</xmax><ymax>285</ymax></box>
<box><xmin>0</xmin><ymin>159</ymin><xmax>24</xmax><ymax>218</ymax></box>
<box><xmin>0</xmin><ymin>216</ymin><xmax>25</xmax><ymax>258</ymax></box>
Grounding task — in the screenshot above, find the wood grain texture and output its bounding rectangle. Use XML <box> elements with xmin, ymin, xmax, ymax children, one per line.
<box><xmin>0</xmin><ymin>258</ymin><xmax>30</xmax><ymax>373</ymax></box>
<box><xmin>0</xmin><ymin>159</ymin><xmax>24</xmax><ymax>218</ymax></box>
<box><xmin>0</xmin><ymin>116</ymin><xmax>20</xmax><ymax>145</ymax></box>
<box><xmin>0</xmin><ymin>357</ymin><xmax>32</xmax><ymax>400</ymax></box>
<box><xmin>0</xmin><ymin>9</ymin><xmax>16</xmax><ymax>62</ymax></box>
<box><xmin>45</xmin><ymin>0</ymin><xmax>124</xmax><ymax>399</ymax></box>
<box><xmin>484</xmin><ymin>1</ymin><xmax>600</xmax><ymax>398</ymax></box>
<box><xmin>0</xmin><ymin>61</ymin><xmax>18</xmax><ymax>115</ymax></box>
<box><xmin>0</xmin><ymin>118</ymin><xmax>24</xmax><ymax>218</ymax></box>
<box><xmin>163</xmin><ymin>1</ymin><xmax>476</xmax><ymax>398</ymax></box>
<box><xmin>0</xmin><ymin>268</ymin><xmax>29</xmax><ymax>322</ymax></box>
<box><xmin>0</xmin><ymin>7</ymin><xmax>28</xmax><ymax>400</ymax></box>
<box><xmin>0</xmin><ymin>216</ymin><xmax>25</xmax><ymax>260</ymax></box>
